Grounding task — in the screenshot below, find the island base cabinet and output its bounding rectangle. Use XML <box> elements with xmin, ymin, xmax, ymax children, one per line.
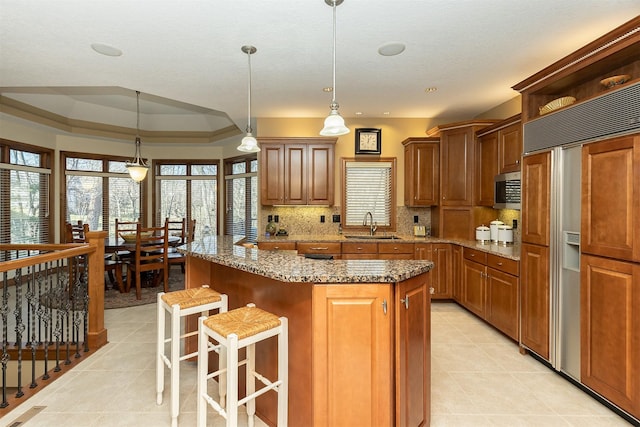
<box><xmin>312</xmin><ymin>284</ymin><xmax>393</xmax><ymax>427</ymax></box>
<box><xmin>581</xmin><ymin>255</ymin><xmax>640</xmax><ymax>419</ymax></box>
<box><xmin>396</xmin><ymin>273</ymin><xmax>431</xmax><ymax>427</ymax></box>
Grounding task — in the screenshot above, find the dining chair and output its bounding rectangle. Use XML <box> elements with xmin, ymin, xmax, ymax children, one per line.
<box><xmin>165</xmin><ymin>218</ymin><xmax>195</xmax><ymax>275</ymax></box>
<box><xmin>64</xmin><ymin>220</ymin><xmax>87</xmax><ymax>243</ymax></box>
<box><xmin>125</xmin><ymin>222</ymin><xmax>169</xmax><ymax>300</ymax></box>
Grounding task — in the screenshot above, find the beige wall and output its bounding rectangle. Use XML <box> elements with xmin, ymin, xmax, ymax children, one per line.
<box><xmin>475</xmin><ymin>95</ymin><xmax>521</xmax><ymax>120</ymax></box>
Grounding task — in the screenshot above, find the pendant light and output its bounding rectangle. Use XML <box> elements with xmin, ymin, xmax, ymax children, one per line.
<box><xmin>125</xmin><ymin>90</ymin><xmax>149</xmax><ymax>182</ymax></box>
<box><xmin>320</xmin><ymin>0</ymin><xmax>349</xmax><ymax>136</ymax></box>
<box><xmin>237</xmin><ymin>45</ymin><xmax>261</xmax><ymax>153</ymax></box>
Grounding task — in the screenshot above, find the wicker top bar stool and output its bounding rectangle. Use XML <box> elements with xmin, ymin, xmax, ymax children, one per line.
<box><xmin>157</xmin><ymin>285</ymin><xmax>228</xmax><ymax>427</ymax></box>
<box><xmin>197</xmin><ymin>304</ymin><xmax>288</xmax><ymax>427</ymax></box>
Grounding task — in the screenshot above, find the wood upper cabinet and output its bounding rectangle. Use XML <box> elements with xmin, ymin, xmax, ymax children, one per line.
<box><xmin>439</xmin><ymin>126</ymin><xmax>476</xmax><ymax>206</ymax></box>
<box><xmin>395</xmin><ymin>273</ymin><xmax>431</xmax><ymax>427</ymax></box>
<box><xmin>259</xmin><ymin>138</ymin><xmax>335</xmax><ymax>206</ymax></box>
<box><xmin>402</xmin><ymin>137</ymin><xmax>439</xmax><ymax>207</ymax></box>
<box><xmin>475</xmin><ymin>115</ymin><xmax>522</xmax><ymax>206</ymax></box>
<box><xmin>520</xmin><ymin>242</ymin><xmax>550</xmax><ymax>360</ymax></box>
<box><xmin>475</xmin><ymin>131</ymin><xmax>499</xmax><ymax>206</ymax></box>
<box><xmin>498</xmin><ymin>120</ymin><xmax>523</xmax><ymax>173</ymax></box>
<box><xmin>581</xmin><ymin>254</ymin><xmax>640</xmax><ymax>418</ymax></box>
<box><xmin>308</xmin><ymin>143</ymin><xmax>335</xmax><ymax>205</ymax></box>
<box><xmin>582</xmin><ymin>134</ymin><xmax>640</xmax><ymax>262</ymax></box>
<box><xmin>312</xmin><ymin>284</ymin><xmax>393</xmax><ymax>427</ymax></box>
<box><xmin>521</xmin><ymin>150</ymin><xmax>551</xmax><ymax>246</ymax></box>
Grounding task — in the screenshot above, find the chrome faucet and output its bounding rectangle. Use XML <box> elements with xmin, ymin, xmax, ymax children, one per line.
<box><xmin>363</xmin><ymin>212</ymin><xmax>377</xmax><ymax>236</ymax></box>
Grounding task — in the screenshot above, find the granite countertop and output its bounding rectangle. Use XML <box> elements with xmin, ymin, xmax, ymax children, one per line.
<box><xmin>179</xmin><ymin>235</ymin><xmax>434</xmax><ymax>284</ymax></box>
<box><xmin>257</xmin><ymin>234</ymin><xmax>521</xmax><ymax>261</ymax></box>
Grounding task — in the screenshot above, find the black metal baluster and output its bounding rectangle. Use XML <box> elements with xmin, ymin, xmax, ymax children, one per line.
<box><xmin>1</xmin><ymin>268</ymin><xmax>10</xmax><ymax>408</ymax></box>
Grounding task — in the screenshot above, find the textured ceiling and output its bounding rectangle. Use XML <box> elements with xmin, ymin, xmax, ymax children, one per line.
<box><xmin>1</xmin><ymin>1</ymin><xmax>639</xmax><ymax>142</ymax></box>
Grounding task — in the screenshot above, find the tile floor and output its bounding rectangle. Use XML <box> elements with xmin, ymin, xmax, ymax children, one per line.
<box><xmin>2</xmin><ymin>301</ymin><xmax>635</xmax><ymax>426</ymax></box>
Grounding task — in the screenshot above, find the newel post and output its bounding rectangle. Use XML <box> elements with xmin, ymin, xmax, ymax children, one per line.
<box><xmin>85</xmin><ymin>230</ymin><xmax>108</xmax><ymax>350</ymax></box>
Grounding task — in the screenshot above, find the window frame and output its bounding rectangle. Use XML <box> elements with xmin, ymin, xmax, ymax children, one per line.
<box><xmin>152</xmin><ymin>159</ymin><xmax>220</xmax><ymax>237</ymax></box>
<box><xmin>1</xmin><ymin>139</ymin><xmax>54</xmax><ymax>244</ymax></box>
<box><xmin>60</xmin><ymin>150</ymin><xmax>148</xmax><ymax>235</ymax></box>
<box><xmin>341</xmin><ymin>157</ymin><xmax>397</xmax><ymax>233</ymax></box>
<box><xmin>223</xmin><ymin>153</ymin><xmax>258</xmax><ymax>240</ymax></box>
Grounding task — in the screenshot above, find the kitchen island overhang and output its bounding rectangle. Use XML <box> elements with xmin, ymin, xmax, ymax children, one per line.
<box><xmin>179</xmin><ymin>236</ymin><xmax>434</xmax><ymax>427</ymax></box>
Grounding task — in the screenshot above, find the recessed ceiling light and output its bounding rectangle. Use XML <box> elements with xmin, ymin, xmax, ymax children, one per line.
<box><xmin>91</xmin><ymin>43</ymin><xmax>123</xmax><ymax>57</ymax></box>
<box><xmin>323</xmin><ymin>87</ymin><xmax>333</xmax><ymax>93</ymax></box>
<box><xmin>383</xmin><ymin>112</ymin><xmax>390</xmax><ymax>115</ymax></box>
<box><xmin>425</xmin><ymin>87</ymin><xmax>437</xmax><ymax>93</ymax></box>
<box><xmin>355</xmin><ymin>112</ymin><xmax>363</xmax><ymax>115</ymax></box>
<box><xmin>378</xmin><ymin>42</ymin><xmax>405</xmax><ymax>57</ymax></box>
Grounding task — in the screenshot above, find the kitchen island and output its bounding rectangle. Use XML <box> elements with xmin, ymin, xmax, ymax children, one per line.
<box><xmin>180</xmin><ymin>235</ymin><xmax>434</xmax><ymax>427</ymax></box>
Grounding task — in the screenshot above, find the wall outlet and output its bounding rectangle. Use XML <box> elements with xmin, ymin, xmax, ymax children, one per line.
<box><xmin>512</xmin><ymin>219</ymin><xmax>518</xmax><ymax>229</ymax></box>
<box><xmin>320</xmin><ymin>215</ymin><xmax>325</xmax><ymax>223</ymax></box>
<box><xmin>332</xmin><ymin>214</ymin><xmax>341</xmax><ymax>223</ymax></box>
<box><xmin>414</xmin><ymin>215</ymin><xmax>419</xmax><ymax>224</ymax></box>
<box><xmin>274</xmin><ymin>215</ymin><xmax>279</xmax><ymax>223</ymax></box>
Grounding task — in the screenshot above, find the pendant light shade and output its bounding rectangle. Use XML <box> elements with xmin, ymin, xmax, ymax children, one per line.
<box><xmin>237</xmin><ymin>45</ymin><xmax>261</xmax><ymax>153</ymax></box>
<box><xmin>125</xmin><ymin>91</ymin><xmax>149</xmax><ymax>182</ymax></box>
<box><xmin>320</xmin><ymin>0</ymin><xmax>349</xmax><ymax>136</ymax></box>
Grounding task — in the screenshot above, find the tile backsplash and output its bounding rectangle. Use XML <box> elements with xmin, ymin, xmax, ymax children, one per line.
<box><xmin>259</xmin><ymin>206</ymin><xmax>432</xmax><ymax>237</ymax></box>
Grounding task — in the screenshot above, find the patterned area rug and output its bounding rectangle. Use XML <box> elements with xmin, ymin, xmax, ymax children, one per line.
<box><xmin>104</xmin><ymin>268</ymin><xmax>185</xmax><ymax>309</ymax></box>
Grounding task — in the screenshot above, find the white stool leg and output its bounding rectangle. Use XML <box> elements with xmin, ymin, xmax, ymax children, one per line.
<box><xmin>246</xmin><ymin>342</ymin><xmax>256</xmax><ymax>427</ymax></box>
<box><xmin>196</xmin><ymin>317</ymin><xmax>208</xmax><ymax>427</ymax></box>
<box><xmin>219</xmin><ymin>340</ymin><xmax>227</xmax><ymax>409</ymax></box>
<box><xmin>278</xmin><ymin>318</ymin><xmax>289</xmax><ymax>427</ymax></box>
<box><xmin>156</xmin><ymin>293</ymin><xmax>165</xmax><ymax>405</ymax></box>
<box><xmin>226</xmin><ymin>334</ymin><xmax>239</xmax><ymax>427</ymax></box>
<box><xmin>170</xmin><ymin>303</ymin><xmax>181</xmax><ymax>427</ymax></box>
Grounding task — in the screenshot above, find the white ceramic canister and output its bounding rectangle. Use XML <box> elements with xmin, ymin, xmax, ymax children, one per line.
<box><xmin>490</xmin><ymin>220</ymin><xmax>504</xmax><ymax>242</ymax></box>
<box><xmin>497</xmin><ymin>225</ymin><xmax>514</xmax><ymax>244</ymax></box>
<box><xmin>475</xmin><ymin>225</ymin><xmax>490</xmax><ymax>242</ymax></box>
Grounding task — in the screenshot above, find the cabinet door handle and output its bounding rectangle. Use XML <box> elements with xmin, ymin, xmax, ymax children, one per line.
<box><xmin>429</xmin><ymin>287</ymin><xmax>435</xmax><ymax>294</ymax></box>
<box><xmin>400</xmin><ymin>294</ymin><xmax>409</xmax><ymax>309</ymax></box>
<box><xmin>382</xmin><ymin>299</ymin><xmax>388</xmax><ymax>315</ymax></box>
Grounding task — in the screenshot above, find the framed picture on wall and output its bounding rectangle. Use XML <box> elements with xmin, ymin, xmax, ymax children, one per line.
<box><xmin>355</xmin><ymin>128</ymin><xmax>382</xmax><ymax>154</ymax></box>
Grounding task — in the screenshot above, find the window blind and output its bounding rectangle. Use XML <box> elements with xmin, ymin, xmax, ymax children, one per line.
<box><xmin>344</xmin><ymin>161</ymin><xmax>392</xmax><ymax>227</ymax></box>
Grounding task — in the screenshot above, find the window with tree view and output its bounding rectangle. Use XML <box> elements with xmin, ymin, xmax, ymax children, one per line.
<box><xmin>63</xmin><ymin>153</ymin><xmax>142</xmax><ymax>236</ymax></box>
<box><xmin>1</xmin><ymin>140</ymin><xmax>52</xmax><ymax>245</ymax></box>
<box><xmin>155</xmin><ymin>161</ymin><xmax>219</xmax><ymax>240</ymax></box>
<box><xmin>224</xmin><ymin>156</ymin><xmax>258</xmax><ymax>241</ymax></box>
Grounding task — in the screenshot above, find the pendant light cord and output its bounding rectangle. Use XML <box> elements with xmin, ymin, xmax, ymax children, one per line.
<box><xmin>246</xmin><ymin>50</ymin><xmax>252</xmax><ymax>133</ymax></box>
<box><xmin>331</xmin><ymin>0</ymin><xmax>337</xmax><ymax>105</ymax></box>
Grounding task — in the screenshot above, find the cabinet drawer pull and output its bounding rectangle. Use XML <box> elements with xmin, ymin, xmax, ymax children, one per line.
<box><xmin>470</xmin><ymin>253</ymin><xmax>475</xmax><ymax>257</ymax></box>
<box><xmin>311</xmin><ymin>247</ymin><xmax>328</xmax><ymax>250</ymax></box>
<box><xmin>274</xmin><ymin>246</ymin><xmax>280</xmax><ymax>250</ymax></box>
<box><xmin>497</xmin><ymin>262</ymin><xmax>503</xmax><ymax>266</ymax></box>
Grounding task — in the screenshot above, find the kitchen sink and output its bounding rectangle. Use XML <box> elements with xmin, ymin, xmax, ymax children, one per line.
<box><xmin>344</xmin><ymin>235</ymin><xmax>402</xmax><ymax>240</ymax></box>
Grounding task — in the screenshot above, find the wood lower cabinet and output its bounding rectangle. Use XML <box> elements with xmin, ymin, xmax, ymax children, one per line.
<box><xmin>462</xmin><ymin>257</ymin><xmax>486</xmax><ymax>318</ymax></box>
<box><xmin>341</xmin><ymin>242</ymin><xmax>378</xmax><ymax>259</ymax></box>
<box><xmin>395</xmin><ymin>273</ymin><xmax>431</xmax><ymax>427</ymax></box>
<box><xmin>520</xmin><ymin>242</ymin><xmax>550</xmax><ymax>360</ymax></box>
<box><xmin>378</xmin><ymin>242</ymin><xmax>415</xmax><ymax>260</ymax></box>
<box><xmin>402</xmin><ymin>137</ymin><xmax>439</xmax><ymax>207</ymax></box>
<box><xmin>257</xmin><ymin>241</ymin><xmax>297</xmax><ymax>251</ymax></box>
<box><xmin>451</xmin><ymin>245</ymin><xmax>463</xmax><ymax>302</ymax></box>
<box><xmin>297</xmin><ymin>242</ymin><xmax>341</xmax><ymax>259</ymax></box>
<box><xmin>461</xmin><ymin>248</ymin><xmax>519</xmax><ymax>340</ymax></box>
<box><xmin>582</xmin><ymin>134</ymin><xmax>640</xmax><ymax>262</ymax></box>
<box><xmin>415</xmin><ymin>243</ymin><xmax>452</xmax><ymax>299</ymax></box>
<box><xmin>312</xmin><ymin>284</ymin><xmax>393</xmax><ymax>427</ymax></box>
<box><xmin>581</xmin><ymin>254</ymin><xmax>640</xmax><ymax>418</ymax></box>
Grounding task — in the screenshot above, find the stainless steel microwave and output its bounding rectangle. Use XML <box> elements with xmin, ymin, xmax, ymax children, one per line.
<box><xmin>494</xmin><ymin>172</ymin><xmax>521</xmax><ymax>210</ymax></box>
